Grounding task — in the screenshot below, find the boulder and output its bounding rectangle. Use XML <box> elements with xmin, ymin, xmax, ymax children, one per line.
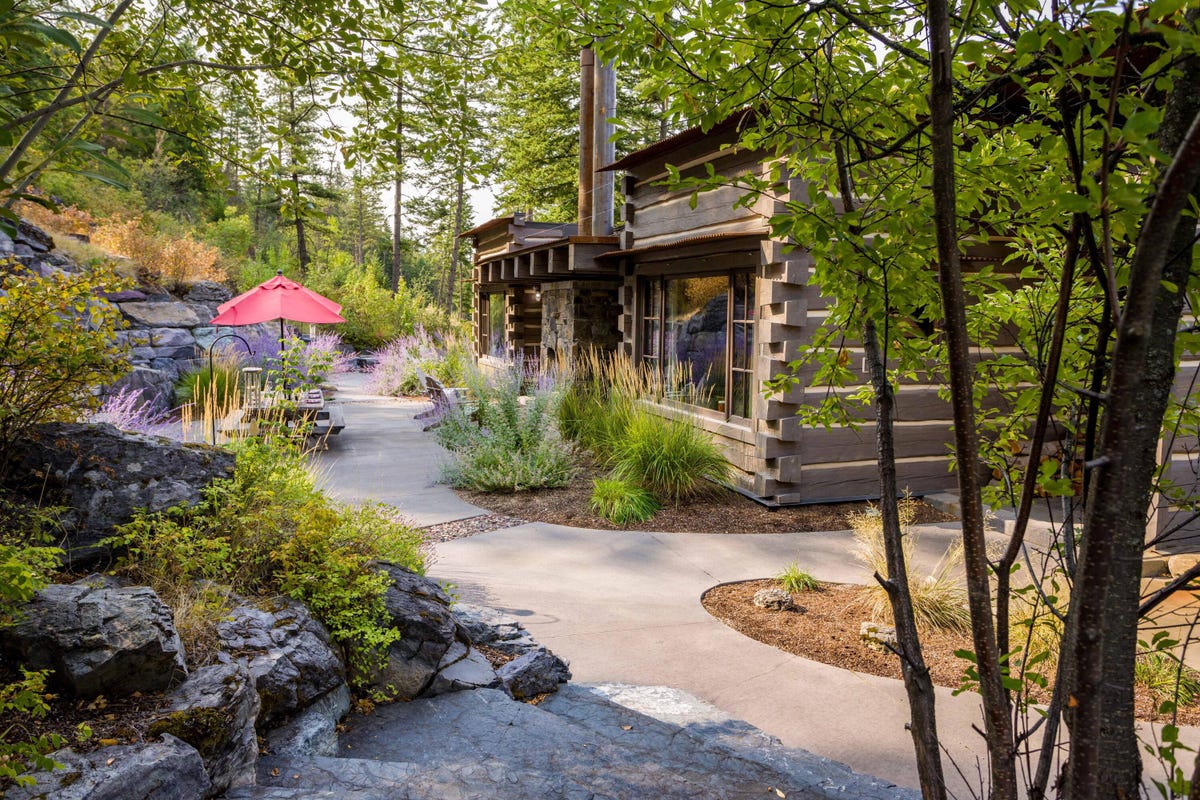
<box><xmin>119</xmin><ymin>300</ymin><xmax>202</xmax><ymax>328</ymax></box>
<box><xmin>426</xmin><ymin>641</ymin><xmax>500</xmax><ymax>695</ymax></box>
<box><xmin>1168</xmin><ymin>554</ymin><xmax>1200</xmax><ymax>579</ymax></box>
<box><xmin>16</xmin><ymin>219</ymin><xmax>54</xmax><ymax>252</ymax></box>
<box><xmin>752</xmin><ymin>587</ymin><xmax>796</xmax><ymax>611</ymax></box>
<box><xmin>216</xmin><ymin>597</ymin><xmax>346</xmax><ymax>724</ymax></box>
<box><xmin>103</xmin><ymin>288</ymin><xmax>148</xmax><ymax>303</ymax></box>
<box><xmin>860</xmin><ymin>621</ymin><xmax>898</xmax><ymax>651</ymax></box>
<box><xmin>497</xmin><ymin>646</ymin><xmax>572</xmax><ymax>700</ymax></box>
<box><xmin>453</xmin><ymin>603</ymin><xmax>539</xmax><ymax>655</ymax></box>
<box><xmin>5</xmin><ymin>734</ymin><xmax>210</xmax><ymax>800</ymax></box>
<box><xmin>7</xmin><ymin>422</ymin><xmax>235</xmax><ymax>563</ymax></box>
<box><xmin>368</xmin><ymin>563</ymin><xmax>465</xmax><ymax>699</ymax></box>
<box><xmin>107</xmin><ymin>366</ymin><xmax>177</xmax><ymax>414</ymax></box>
<box><xmin>150</xmin><ymin>327</ymin><xmax>198</xmax><ymax>349</ymax></box>
<box><xmin>0</xmin><ymin>583</ymin><xmax>186</xmax><ymax>698</ymax></box>
<box><xmin>148</xmin><ymin>663</ymin><xmax>260</xmax><ymax>795</ymax></box>
<box><xmin>186</xmin><ymin>281</ymin><xmax>233</xmax><ymax>304</ymax></box>
<box><xmin>0</xmin><ymin>227</ymin><xmax>14</xmax><ymax>257</ymax></box>
<box><xmin>263</xmin><ymin>683</ymin><xmax>351</xmax><ymax>758</ymax></box>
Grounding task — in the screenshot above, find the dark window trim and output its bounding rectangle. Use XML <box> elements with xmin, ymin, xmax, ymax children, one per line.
<box><xmin>638</xmin><ymin>268</ymin><xmax>755</xmax><ymax>422</ymax></box>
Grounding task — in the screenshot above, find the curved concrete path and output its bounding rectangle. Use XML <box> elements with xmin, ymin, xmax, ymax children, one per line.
<box><xmin>316</xmin><ymin>375</ymin><xmax>1184</xmax><ymax>795</ymax></box>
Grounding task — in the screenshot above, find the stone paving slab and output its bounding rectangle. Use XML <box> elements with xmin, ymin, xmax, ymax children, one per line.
<box><xmin>235</xmin><ymin>685</ymin><xmax>914</xmax><ymax>800</ymax></box>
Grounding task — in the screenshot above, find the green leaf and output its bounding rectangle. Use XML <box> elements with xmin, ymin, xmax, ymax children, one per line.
<box><xmin>24</xmin><ymin>20</ymin><xmax>81</xmax><ymax>53</ymax></box>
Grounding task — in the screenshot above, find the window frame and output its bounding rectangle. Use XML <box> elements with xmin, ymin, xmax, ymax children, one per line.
<box><xmin>638</xmin><ymin>269</ymin><xmax>755</xmax><ymax>422</ymax></box>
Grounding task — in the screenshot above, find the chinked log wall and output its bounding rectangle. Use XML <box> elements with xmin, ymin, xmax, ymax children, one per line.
<box><xmin>616</xmin><ymin>136</ymin><xmax>996</xmax><ymax>504</ymax></box>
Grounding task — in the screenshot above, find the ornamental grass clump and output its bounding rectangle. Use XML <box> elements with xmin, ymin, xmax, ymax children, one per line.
<box><xmin>776</xmin><ymin>561</ymin><xmax>821</xmax><ymax>593</ymax></box>
<box><xmin>589</xmin><ymin>478</ymin><xmax>661</xmax><ymax>525</ymax></box>
<box><xmin>1135</xmin><ymin>638</ymin><xmax>1200</xmax><ymax>707</ymax></box>
<box><xmin>850</xmin><ymin>500</ymin><xmax>970</xmax><ymax>633</ymax></box>
<box><xmin>437</xmin><ymin>366</ymin><xmax>575</xmax><ymax>492</ymax></box>
<box><xmin>609</xmin><ymin>409</ymin><xmax>730</xmax><ymax>504</ymax></box>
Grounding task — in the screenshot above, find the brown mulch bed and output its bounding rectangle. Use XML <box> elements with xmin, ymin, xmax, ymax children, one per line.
<box><xmin>702</xmin><ymin>579</ymin><xmax>1199</xmax><ymax>726</ymax></box>
<box><xmin>457</xmin><ymin>466</ymin><xmax>955</xmax><ymax>534</ymax></box>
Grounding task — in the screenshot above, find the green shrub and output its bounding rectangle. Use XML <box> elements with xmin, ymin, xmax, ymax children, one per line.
<box><xmin>438</xmin><ymin>368</ymin><xmax>575</xmax><ymax>492</ymax></box>
<box><xmin>609</xmin><ymin>409</ymin><xmax>730</xmax><ymax>503</ymax></box>
<box><xmin>776</xmin><ymin>561</ymin><xmax>821</xmax><ymax>593</ymax></box>
<box><xmin>0</xmin><ymin>266</ymin><xmax>129</xmax><ymax>479</ymax></box>
<box><xmin>589</xmin><ymin>478</ymin><xmax>660</xmax><ymax>525</ymax></box>
<box><xmin>109</xmin><ymin>438</ymin><xmax>427</xmax><ymax>681</ymax></box>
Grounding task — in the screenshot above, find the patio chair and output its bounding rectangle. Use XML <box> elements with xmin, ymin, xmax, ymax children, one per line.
<box><xmin>421</xmin><ymin>375</ymin><xmax>472</xmax><ymax>431</ymax></box>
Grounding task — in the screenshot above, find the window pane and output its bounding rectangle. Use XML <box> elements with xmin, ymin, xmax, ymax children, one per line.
<box><xmin>665</xmin><ymin>275</ymin><xmax>728</xmax><ymax>411</ymax></box>
<box><xmin>488</xmin><ymin>292</ymin><xmax>506</xmax><ymax>357</ymax></box>
<box><xmin>733</xmin><ymin>321</ymin><xmax>753</xmax><ymax>370</ymax></box>
<box><xmin>731</xmin><ymin>370</ymin><xmax>750</xmax><ymax>419</ymax></box>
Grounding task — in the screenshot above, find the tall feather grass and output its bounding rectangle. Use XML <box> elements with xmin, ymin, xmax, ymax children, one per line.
<box><xmin>850</xmin><ymin>500</ymin><xmax>970</xmax><ymax>633</ymax></box>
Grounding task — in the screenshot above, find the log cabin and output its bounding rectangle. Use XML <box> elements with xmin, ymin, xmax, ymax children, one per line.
<box><xmin>463</xmin><ymin>49</ymin><xmax>1200</xmax><ymax>554</ymax></box>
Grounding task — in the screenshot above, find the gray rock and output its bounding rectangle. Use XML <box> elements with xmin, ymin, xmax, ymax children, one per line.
<box><xmin>263</xmin><ymin>683</ymin><xmax>351</xmax><ymax>758</ymax></box>
<box><xmin>5</xmin><ymin>734</ymin><xmax>210</xmax><ymax>800</ymax></box>
<box><xmin>149</xmin><ymin>663</ymin><xmax>260</xmax><ymax>794</ymax></box>
<box><xmin>752</xmin><ymin>587</ymin><xmax>796</xmax><ymax>611</ymax></box>
<box><xmin>116</xmin><ymin>328</ymin><xmax>153</xmax><ymax>347</ymax></box>
<box><xmin>151</xmin><ymin>327</ymin><xmax>198</xmax><ymax>348</ymax></box>
<box><xmin>368</xmin><ymin>563</ymin><xmax>465</xmax><ymax>699</ymax></box>
<box><xmin>0</xmin><ymin>583</ymin><xmax>186</xmax><ymax>698</ymax></box>
<box><xmin>149</xmin><ymin>357</ymin><xmax>185</xmax><ymax>380</ymax></box>
<box><xmin>452</xmin><ymin>602</ymin><xmax>539</xmax><ymax>655</ymax></box>
<box><xmin>187</xmin><ymin>302</ymin><xmax>220</xmax><ymax>323</ymax></box>
<box><xmin>497</xmin><ymin>646</ymin><xmax>571</xmax><ymax>700</ymax></box>
<box><xmin>426</xmin><ymin>641</ymin><xmax>499</xmax><ymax>695</ymax></box>
<box><xmin>119</xmin><ymin>300</ymin><xmax>202</xmax><ymax>328</ymax></box>
<box><xmin>217</xmin><ymin>597</ymin><xmax>346</xmax><ymax>724</ymax></box>
<box><xmin>103</xmin><ymin>288</ymin><xmax>148</xmax><ymax>303</ymax></box>
<box><xmin>186</xmin><ymin>281</ymin><xmax>233</xmax><ymax>303</ymax></box>
<box><xmin>860</xmin><ymin>621</ymin><xmax>898</xmax><ymax>650</ymax></box>
<box><xmin>7</xmin><ymin>422</ymin><xmax>235</xmax><ymax>564</ymax></box>
<box><xmin>14</xmin><ymin>242</ymin><xmax>34</xmax><ymax>258</ymax></box>
<box><xmin>17</xmin><ymin>219</ymin><xmax>54</xmax><ymax>252</ymax></box>
<box><xmin>0</xmin><ymin>227</ymin><xmax>14</xmax><ymax>257</ymax></box>
<box><xmin>107</xmin><ymin>366</ymin><xmax>177</xmax><ymax>413</ymax></box>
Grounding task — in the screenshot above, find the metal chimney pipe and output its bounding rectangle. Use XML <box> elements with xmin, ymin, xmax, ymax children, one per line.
<box><xmin>578</xmin><ymin>48</ymin><xmax>596</xmax><ymax>236</ymax></box>
<box><xmin>592</xmin><ymin>58</ymin><xmax>616</xmax><ymax>237</ymax></box>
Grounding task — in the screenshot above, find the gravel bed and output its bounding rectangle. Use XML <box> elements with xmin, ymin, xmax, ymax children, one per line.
<box><xmin>422</xmin><ymin>514</ymin><xmax>526</xmax><ymax>542</ymax></box>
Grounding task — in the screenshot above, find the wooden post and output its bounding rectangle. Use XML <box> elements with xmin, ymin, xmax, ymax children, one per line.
<box><xmin>593</xmin><ymin>56</ymin><xmax>616</xmax><ymax>236</ymax></box>
<box><xmin>578</xmin><ymin>48</ymin><xmax>595</xmax><ymax>236</ymax></box>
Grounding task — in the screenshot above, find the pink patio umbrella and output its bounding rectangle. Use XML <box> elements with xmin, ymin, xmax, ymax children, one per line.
<box><xmin>210</xmin><ymin>270</ymin><xmax>346</xmax><ymax>342</ymax></box>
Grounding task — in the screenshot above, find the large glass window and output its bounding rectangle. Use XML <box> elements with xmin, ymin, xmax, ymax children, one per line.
<box><xmin>641</xmin><ymin>272</ymin><xmax>755</xmax><ymax>417</ymax></box>
<box><xmin>487</xmin><ymin>293</ymin><xmax>506</xmax><ymax>357</ymax></box>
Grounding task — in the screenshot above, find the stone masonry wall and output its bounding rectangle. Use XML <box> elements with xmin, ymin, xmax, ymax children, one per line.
<box><xmin>540</xmin><ymin>280</ymin><xmax>621</xmax><ymax>363</ymax></box>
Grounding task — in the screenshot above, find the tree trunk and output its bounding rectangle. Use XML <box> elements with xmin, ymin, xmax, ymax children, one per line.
<box><xmin>1064</xmin><ymin>14</ymin><xmax>1200</xmax><ymax>797</ymax></box>
<box><xmin>447</xmin><ymin>159</ymin><xmax>466</xmax><ymax>315</ymax></box>
<box><xmin>0</xmin><ymin>0</ymin><xmax>134</xmax><ymax>187</ymax></box>
<box><xmin>864</xmin><ymin>319</ymin><xmax>947</xmax><ymax>800</ymax></box>
<box><xmin>391</xmin><ymin>77</ymin><xmax>404</xmax><ymax>295</ymax></box>
<box><xmin>292</xmin><ymin>170</ymin><xmax>308</xmax><ymax>273</ymax></box>
<box><xmin>923</xmin><ymin>0</ymin><xmax>1018</xmax><ymax>796</ymax></box>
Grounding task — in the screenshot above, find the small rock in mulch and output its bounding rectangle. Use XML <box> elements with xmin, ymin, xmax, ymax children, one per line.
<box><xmin>751</xmin><ymin>587</ymin><xmax>796</xmax><ymax>611</ymax></box>
<box><xmin>422</xmin><ymin>514</ymin><xmax>525</xmax><ymax>542</ymax></box>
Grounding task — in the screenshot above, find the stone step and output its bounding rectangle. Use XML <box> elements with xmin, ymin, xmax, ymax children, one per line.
<box><xmin>541</xmin><ymin>683</ymin><xmax>912</xmax><ymax>800</ymax></box>
<box><xmin>222</xmin><ymin>684</ymin><xmax>916</xmax><ymax>800</ymax></box>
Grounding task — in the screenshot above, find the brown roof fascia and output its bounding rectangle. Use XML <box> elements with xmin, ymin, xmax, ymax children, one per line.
<box><xmin>460</xmin><ymin>215</ymin><xmax>515</xmax><ymax>239</ymax></box>
<box><xmin>474</xmin><ymin>235</ymin><xmax>620</xmax><ymax>266</ymax></box>
<box><xmin>596</xmin><ymin>231</ymin><xmax>762</xmax><ymax>260</ymax></box>
<box><xmin>599</xmin><ymin>108</ymin><xmax>757</xmax><ymax>173</ymax></box>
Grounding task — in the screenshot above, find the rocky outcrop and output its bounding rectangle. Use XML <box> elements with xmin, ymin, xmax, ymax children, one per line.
<box><xmin>217</xmin><ymin>597</ymin><xmax>346</xmax><ymax>724</ymax></box>
<box><xmin>367</xmin><ymin>564</ymin><xmax>473</xmax><ymax>699</ymax></box>
<box><xmin>149</xmin><ymin>663</ymin><xmax>260</xmax><ymax>795</ymax></box>
<box><xmin>8</xmin><ymin>422</ymin><xmax>235</xmax><ymax>563</ymax></box>
<box><xmin>452</xmin><ymin>603</ymin><xmax>539</xmax><ymax>655</ymax></box>
<box><xmin>6</xmin><ymin>734</ymin><xmax>211</xmax><ymax>800</ymax></box>
<box><xmin>263</xmin><ymin>684</ymin><xmax>351</xmax><ymax>758</ymax></box>
<box><xmin>496</xmin><ymin>647</ymin><xmax>571</xmax><ymax>700</ymax></box>
<box><xmin>0</xmin><ymin>582</ymin><xmax>187</xmax><ymax>698</ymax></box>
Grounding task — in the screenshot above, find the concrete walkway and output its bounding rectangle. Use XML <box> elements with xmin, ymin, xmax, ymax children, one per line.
<box><xmin>314</xmin><ymin>375</ymin><xmax>1181</xmax><ymax>795</ymax></box>
<box><xmin>315</xmin><ymin>373</ymin><xmax>483</xmax><ymax>527</ymax></box>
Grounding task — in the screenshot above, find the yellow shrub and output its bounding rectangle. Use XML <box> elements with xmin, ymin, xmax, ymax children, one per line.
<box><xmin>13</xmin><ymin>200</ymin><xmax>96</xmax><ymax>236</ymax></box>
<box><xmin>91</xmin><ymin>217</ymin><xmax>225</xmax><ymax>287</ymax></box>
